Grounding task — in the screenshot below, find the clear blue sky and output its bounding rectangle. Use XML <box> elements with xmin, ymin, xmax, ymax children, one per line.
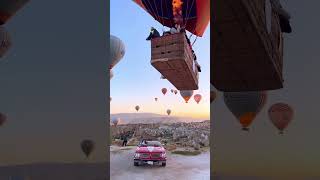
<box><xmin>110</xmin><ymin>0</ymin><xmax>210</xmax><ymax>119</ymax></box>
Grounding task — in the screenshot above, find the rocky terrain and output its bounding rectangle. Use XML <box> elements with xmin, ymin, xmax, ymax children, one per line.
<box><xmin>110</xmin><ymin>120</ymin><xmax>210</xmax><ymax>151</ymax></box>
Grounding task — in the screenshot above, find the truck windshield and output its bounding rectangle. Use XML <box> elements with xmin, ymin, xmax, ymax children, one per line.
<box><xmin>139</xmin><ymin>141</ymin><xmax>162</xmax><ymax>147</ymax></box>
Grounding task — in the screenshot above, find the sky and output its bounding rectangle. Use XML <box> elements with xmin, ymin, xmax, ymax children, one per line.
<box><xmin>212</xmin><ymin>0</ymin><xmax>320</xmax><ymax>178</ymax></box>
<box><xmin>0</xmin><ymin>0</ymin><xmax>108</xmax><ymax>165</ymax></box>
<box><xmin>110</xmin><ymin>0</ymin><xmax>210</xmax><ymax>120</ymax></box>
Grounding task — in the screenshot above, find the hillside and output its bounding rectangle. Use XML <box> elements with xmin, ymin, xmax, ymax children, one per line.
<box><xmin>110</xmin><ymin>113</ymin><xmax>207</xmax><ymax>124</ymax></box>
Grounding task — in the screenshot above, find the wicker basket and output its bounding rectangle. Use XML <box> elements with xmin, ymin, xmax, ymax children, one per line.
<box><xmin>151</xmin><ymin>32</ymin><xmax>199</xmax><ymax>90</ymax></box>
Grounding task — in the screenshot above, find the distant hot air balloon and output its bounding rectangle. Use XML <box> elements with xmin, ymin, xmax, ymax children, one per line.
<box><xmin>110</xmin><ymin>35</ymin><xmax>125</xmax><ymax>69</ymax></box>
<box><xmin>194</xmin><ymin>94</ymin><xmax>202</xmax><ymax>104</ymax></box>
<box><xmin>223</xmin><ymin>91</ymin><xmax>266</xmax><ymax>131</ymax></box>
<box><xmin>180</xmin><ymin>90</ymin><xmax>193</xmax><ymax>103</ymax></box>
<box><xmin>135</xmin><ymin>105</ymin><xmax>140</xmax><ymax>112</ymax></box>
<box><xmin>268</xmin><ymin>103</ymin><xmax>294</xmax><ymax>134</ymax></box>
<box><xmin>171</xmin><ymin>89</ymin><xmax>174</xmax><ymax>93</ymax></box>
<box><xmin>0</xmin><ymin>112</ymin><xmax>7</xmax><ymax>126</ymax></box>
<box><xmin>174</xmin><ymin>90</ymin><xmax>178</xmax><ymax>95</ymax></box>
<box><xmin>110</xmin><ymin>69</ymin><xmax>114</xmax><ymax>80</ymax></box>
<box><xmin>110</xmin><ymin>97</ymin><xmax>112</xmax><ymax>102</ymax></box>
<box><xmin>111</xmin><ymin>117</ymin><xmax>120</xmax><ymax>126</ymax></box>
<box><xmin>0</xmin><ymin>26</ymin><xmax>11</xmax><ymax>58</ymax></box>
<box><xmin>162</xmin><ymin>88</ymin><xmax>167</xmax><ymax>95</ymax></box>
<box><xmin>166</xmin><ymin>109</ymin><xmax>171</xmax><ymax>116</ymax></box>
<box><xmin>210</xmin><ymin>91</ymin><xmax>216</xmax><ymax>103</ymax></box>
<box><xmin>81</xmin><ymin>139</ymin><xmax>95</xmax><ymax>158</ymax></box>
<box><xmin>0</xmin><ymin>0</ymin><xmax>30</xmax><ymax>25</ymax></box>
<box><xmin>155</xmin><ymin>97</ymin><xmax>158</xmax><ymax>101</ymax></box>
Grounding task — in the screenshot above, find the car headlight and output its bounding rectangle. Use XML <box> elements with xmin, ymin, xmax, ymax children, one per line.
<box><xmin>161</xmin><ymin>152</ymin><xmax>166</xmax><ymax>158</ymax></box>
<box><xmin>134</xmin><ymin>153</ymin><xmax>140</xmax><ymax>158</ymax></box>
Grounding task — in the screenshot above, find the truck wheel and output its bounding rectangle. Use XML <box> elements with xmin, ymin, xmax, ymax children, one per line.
<box><xmin>134</xmin><ymin>162</ymin><xmax>139</xmax><ymax>166</ymax></box>
<box><xmin>161</xmin><ymin>162</ymin><xmax>166</xmax><ymax>167</ymax></box>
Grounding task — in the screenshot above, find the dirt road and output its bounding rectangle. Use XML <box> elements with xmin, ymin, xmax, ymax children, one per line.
<box><xmin>110</xmin><ymin>146</ymin><xmax>210</xmax><ymax>180</ymax></box>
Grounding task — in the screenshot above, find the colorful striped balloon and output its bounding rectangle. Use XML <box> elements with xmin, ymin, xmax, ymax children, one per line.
<box><xmin>268</xmin><ymin>103</ymin><xmax>294</xmax><ymax>134</ymax></box>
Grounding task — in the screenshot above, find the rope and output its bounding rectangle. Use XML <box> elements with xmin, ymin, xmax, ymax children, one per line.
<box><xmin>160</xmin><ymin>0</ymin><xmax>165</xmax><ymax>32</ymax></box>
<box><xmin>184</xmin><ymin>0</ymin><xmax>196</xmax><ymax>34</ymax></box>
<box><xmin>144</xmin><ymin>0</ymin><xmax>161</xmax><ymax>26</ymax></box>
<box><xmin>192</xmin><ymin>36</ymin><xmax>198</xmax><ymax>46</ymax></box>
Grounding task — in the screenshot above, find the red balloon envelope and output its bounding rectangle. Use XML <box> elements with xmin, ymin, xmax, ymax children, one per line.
<box><xmin>132</xmin><ymin>0</ymin><xmax>210</xmax><ymax>37</ymax></box>
<box><xmin>268</xmin><ymin>103</ymin><xmax>294</xmax><ymax>134</ymax></box>
<box><xmin>162</xmin><ymin>88</ymin><xmax>167</xmax><ymax>95</ymax></box>
<box><xmin>194</xmin><ymin>94</ymin><xmax>202</xmax><ymax>104</ymax></box>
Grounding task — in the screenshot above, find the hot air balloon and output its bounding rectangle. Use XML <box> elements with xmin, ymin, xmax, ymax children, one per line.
<box><xmin>166</xmin><ymin>109</ymin><xmax>171</xmax><ymax>116</ymax></box>
<box><xmin>180</xmin><ymin>90</ymin><xmax>193</xmax><ymax>103</ymax></box>
<box><xmin>111</xmin><ymin>117</ymin><xmax>120</xmax><ymax>126</ymax></box>
<box><xmin>194</xmin><ymin>94</ymin><xmax>202</xmax><ymax>104</ymax></box>
<box><xmin>110</xmin><ymin>69</ymin><xmax>114</xmax><ymax>80</ymax></box>
<box><xmin>223</xmin><ymin>91</ymin><xmax>266</xmax><ymax>131</ymax></box>
<box><xmin>161</xmin><ymin>88</ymin><xmax>167</xmax><ymax>95</ymax></box>
<box><xmin>155</xmin><ymin>97</ymin><xmax>158</xmax><ymax>101</ymax></box>
<box><xmin>135</xmin><ymin>105</ymin><xmax>140</xmax><ymax>112</ymax></box>
<box><xmin>210</xmin><ymin>91</ymin><xmax>216</xmax><ymax>103</ymax></box>
<box><xmin>110</xmin><ymin>35</ymin><xmax>125</xmax><ymax>70</ymax></box>
<box><xmin>133</xmin><ymin>0</ymin><xmax>209</xmax><ymax>90</ymax></box>
<box><xmin>110</xmin><ymin>97</ymin><xmax>112</xmax><ymax>102</ymax></box>
<box><xmin>81</xmin><ymin>139</ymin><xmax>95</xmax><ymax>158</ymax></box>
<box><xmin>0</xmin><ymin>0</ymin><xmax>30</xmax><ymax>25</ymax></box>
<box><xmin>174</xmin><ymin>90</ymin><xmax>178</xmax><ymax>94</ymax></box>
<box><xmin>171</xmin><ymin>89</ymin><xmax>174</xmax><ymax>93</ymax></box>
<box><xmin>133</xmin><ymin>0</ymin><xmax>209</xmax><ymax>37</ymax></box>
<box><xmin>0</xmin><ymin>26</ymin><xmax>11</xmax><ymax>58</ymax></box>
<box><xmin>268</xmin><ymin>103</ymin><xmax>293</xmax><ymax>134</ymax></box>
<box><xmin>0</xmin><ymin>112</ymin><xmax>7</xmax><ymax>126</ymax></box>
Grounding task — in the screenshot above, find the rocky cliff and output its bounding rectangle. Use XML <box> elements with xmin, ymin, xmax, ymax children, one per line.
<box><xmin>110</xmin><ymin>120</ymin><xmax>210</xmax><ymax>150</ymax></box>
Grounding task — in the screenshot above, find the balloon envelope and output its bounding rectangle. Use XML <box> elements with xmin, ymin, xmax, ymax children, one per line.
<box><xmin>0</xmin><ymin>26</ymin><xmax>11</xmax><ymax>58</ymax></box>
<box><xmin>81</xmin><ymin>139</ymin><xmax>95</xmax><ymax>158</ymax></box>
<box><xmin>194</xmin><ymin>94</ymin><xmax>202</xmax><ymax>104</ymax></box>
<box><xmin>167</xmin><ymin>109</ymin><xmax>171</xmax><ymax>115</ymax></box>
<box><xmin>110</xmin><ymin>35</ymin><xmax>125</xmax><ymax>69</ymax></box>
<box><xmin>155</xmin><ymin>97</ymin><xmax>158</xmax><ymax>101</ymax></box>
<box><xmin>161</xmin><ymin>88</ymin><xmax>167</xmax><ymax>95</ymax></box>
<box><xmin>180</xmin><ymin>90</ymin><xmax>193</xmax><ymax>103</ymax></box>
<box><xmin>174</xmin><ymin>90</ymin><xmax>178</xmax><ymax>94</ymax></box>
<box><xmin>223</xmin><ymin>91</ymin><xmax>266</xmax><ymax>130</ymax></box>
<box><xmin>135</xmin><ymin>105</ymin><xmax>140</xmax><ymax>112</ymax></box>
<box><xmin>132</xmin><ymin>0</ymin><xmax>210</xmax><ymax>37</ymax></box>
<box><xmin>0</xmin><ymin>112</ymin><xmax>7</xmax><ymax>126</ymax></box>
<box><xmin>268</xmin><ymin>103</ymin><xmax>294</xmax><ymax>133</ymax></box>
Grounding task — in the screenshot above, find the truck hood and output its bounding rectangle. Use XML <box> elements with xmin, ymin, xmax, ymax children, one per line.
<box><xmin>136</xmin><ymin>146</ymin><xmax>165</xmax><ymax>153</ymax></box>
